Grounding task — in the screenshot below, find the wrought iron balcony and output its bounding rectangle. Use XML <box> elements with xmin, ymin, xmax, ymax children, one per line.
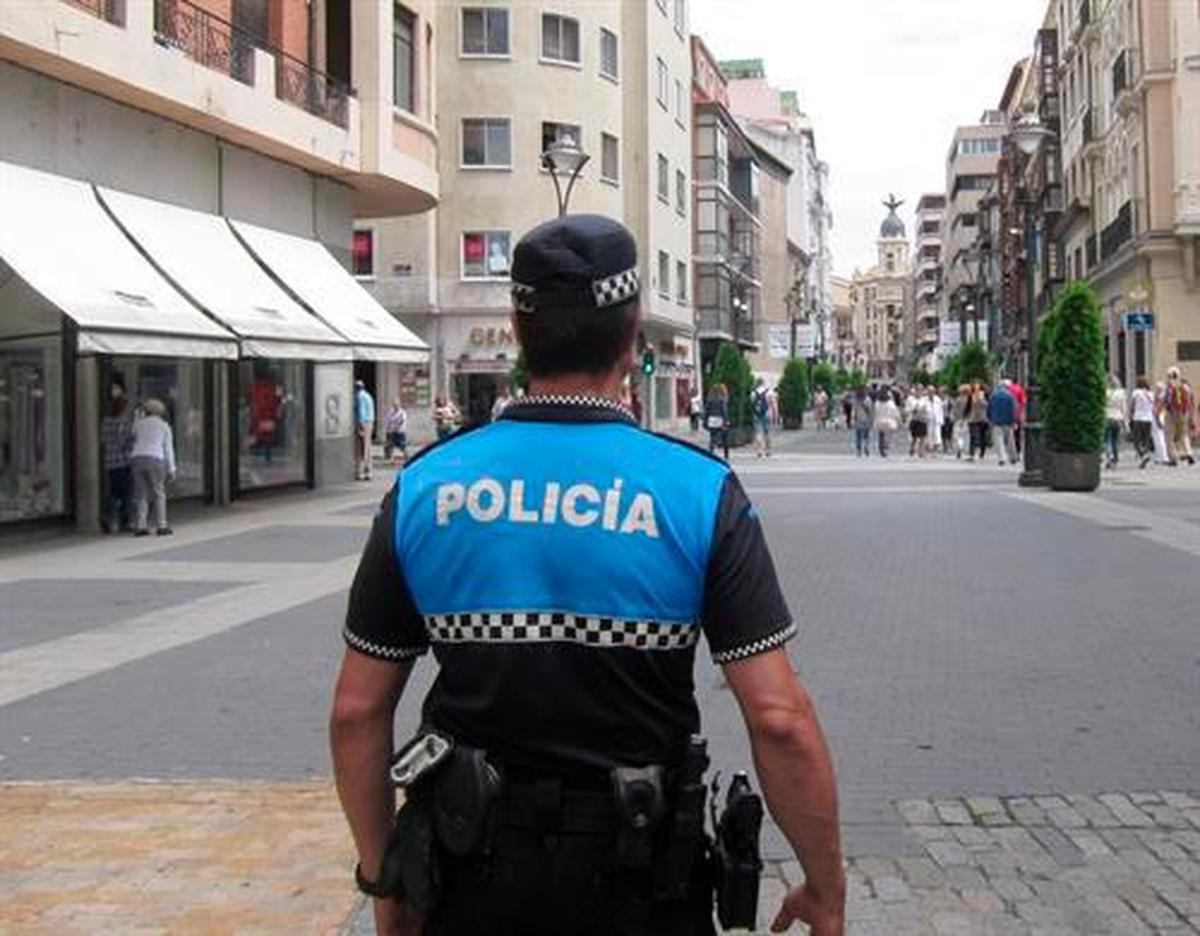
<box><xmin>1099</xmin><ymin>200</ymin><xmax>1133</xmax><ymax>262</ymax></box>
<box><xmin>275</xmin><ymin>52</ymin><xmax>351</xmax><ymax>129</ymax></box>
<box><xmin>62</xmin><ymin>0</ymin><xmax>125</xmax><ymax>26</ymax></box>
<box><xmin>154</xmin><ymin>0</ymin><xmax>255</xmax><ymax>84</ymax></box>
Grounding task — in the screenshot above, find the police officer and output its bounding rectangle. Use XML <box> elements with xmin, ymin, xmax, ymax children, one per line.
<box><xmin>330</xmin><ymin>215</ymin><xmax>845</xmax><ymax>935</ymax></box>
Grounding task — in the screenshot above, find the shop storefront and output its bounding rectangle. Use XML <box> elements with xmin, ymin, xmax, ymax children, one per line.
<box><xmin>0</xmin><ymin>157</ymin><xmax>428</xmax><ymax>530</ymax></box>
<box><xmin>439</xmin><ymin>315</ymin><xmax>519</xmax><ymax>426</ymax></box>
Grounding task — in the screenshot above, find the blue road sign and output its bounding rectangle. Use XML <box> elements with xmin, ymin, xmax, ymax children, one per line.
<box><xmin>1126</xmin><ymin>310</ymin><xmax>1155</xmax><ymax>332</ymax></box>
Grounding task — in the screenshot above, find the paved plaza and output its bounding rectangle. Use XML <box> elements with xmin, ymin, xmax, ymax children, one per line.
<box><xmin>1</xmin><ymin>428</ymin><xmax>1199</xmax><ymax>933</ymax></box>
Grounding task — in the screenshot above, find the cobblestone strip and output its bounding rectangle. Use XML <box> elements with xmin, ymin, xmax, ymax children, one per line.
<box><xmin>751</xmin><ymin>790</ymin><xmax>1200</xmax><ymax>935</ymax></box>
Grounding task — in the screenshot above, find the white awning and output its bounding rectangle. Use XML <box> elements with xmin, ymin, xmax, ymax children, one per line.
<box><xmin>231</xmin><ymin>219</ymin><xmax>429</xmax><ymax>363</ymax></box>
<box><xmin>98</xmin><ymin>188</ymin><xmax>351</xmax><ymax>362</ymax></box>
<box><xmin>0</xmin><ymin>159</ymin><xmax>238</xmax><ymax>360</ymax></box>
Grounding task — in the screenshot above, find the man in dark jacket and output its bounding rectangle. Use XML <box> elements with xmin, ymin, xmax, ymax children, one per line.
<box><xmin>986</xmin><ymin>382</ymin><xmax>1017</xmax><ymax>466</ymax></box>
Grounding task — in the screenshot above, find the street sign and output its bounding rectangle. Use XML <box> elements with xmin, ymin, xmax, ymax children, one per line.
<box><xmin>1125</xmin><ymin>309</ymin><xmax>1154</xmax><ymax>332</ymax></box>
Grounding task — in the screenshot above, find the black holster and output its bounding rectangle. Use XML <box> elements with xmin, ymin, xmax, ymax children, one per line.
<box><xmin>712</xmin><ymin>772</ymin><xmax>764</xmax><ymax>930</ymax></box>
<box><xmin>376</xmin><ymin>736</ymin><xmax>501</xmax><ymax>913</ymax></box>
<box><xmin>652</xmin><ymin>735</ymin><xmax>710</xmax><ymax>900</ymax></box>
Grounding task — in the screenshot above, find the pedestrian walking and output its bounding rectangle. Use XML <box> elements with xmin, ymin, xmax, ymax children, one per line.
<box><xmin>688</xmin><ymin>386</ymin><xmax>703</xmax><ymax>433</ymax></box>
<box><xmin>491</xmin><ymin>387</ymin><xmax>513</xmax><ymax>422</ymax></box>
<box><xmin>129</xmin><ymin>398</ymin><xmax>175</xmax><ymax>537</ymax></box>
<box><xmin>987</xmin><ymin>381</ymin><xmax>1018</xmax><ymax>466</ymax></box>
<box><xmin>1162</xmin><ymin>367</ymin><xmax>1195</xmax><ymax>465</ymax></box>
<box><xmin>908</xmin><ymin>388</ymin><xmax>931</xmax><ymax>459</ymax></box>
<box><xmin>100</xmin><ymin>380</ymin><xmax>134</xmax><ymax>533</ymax></box>
<box><xmin>384</xmin><ymin>399</ymin><xmax>408</xmax><ymax>467</ymax></box>
<box><xmin>1152</xmin><ymin>381</ymin><xmax>1172</xmax><ymax>465</ymax></box>
<box><xmin>705</xmin><ymin>382</ymin><xmax>731</xmax><ymax>460</ymax></box>
<box><xmin>1129</xmin><ymin>376</ymin><xmax>1155</xmax><ymax>468</ymax></box>
<box><xmin>354</xmin><ymin>380</ymin><xmax>376</xmax><ymax>481</ymax></box>
<box><xmin>330</xmin><ymin>214</ymin><xmax>845</xmax><ymax>936</ymax></box>
<box><xmin>433</xmin><ymin>395</ymin><xmax>460</xmax><ymax>441</ymax></box>
<box><xmin>928</xmin><ymin>388</ymin><xmax>945</xmax><ymax>455</ymax></box>
<box><xmin>1104</xmin><ymin>375</ymin><xmax>1128</xmax><ymax>469</ymax></box>
<box><xmin>952</xmin><ymin>384</ymin><xmax>971</xmax><ymax>459</ymax></box>
<box><xmin>813</xmin><ymin>388</ymin><xmax>830</xmax><ymax>430</ymax></box>
<box><xmin>851</xmin><ymin>385</ymin><xmax>873</xmax><ymax>457</ymax></box>
<box><xmin>874</xmin><ymin>391</ymin><xmax>900</xmax><ymax>457</ymax></box>
<box><xmin>1008</xmin><ymin>379</ymin><xmax>1027</xmax><ymax>457</ymax></box>
<box><xmin>841</xmin><ymin>389</ymin><xmax>854</xmax><ymax>430</ymax></box>
<box><xmin>751</xmin><ymin>378</ymin><xmax>771</xmax><ymax>457</ymax></box>
<box><xmin>967</xmin><ymin>384</ymin><xmax>990</xmax><ymax>462</ymax></box>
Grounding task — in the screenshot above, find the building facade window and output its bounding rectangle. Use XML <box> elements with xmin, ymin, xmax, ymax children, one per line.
<box><xmin>674</xmin><ymin>79</ymin><xmax>685</xmax><ymax>125</ymax></box>
<box><xmin>462</xmin><ymin>231</ymin><xmax>512</xmax><ymax>280</ymax></box>
<box><xmin>393</xmin><ymin>5</ymin><xmax>416</xmax><ymax>112</ymax></box>
<box><xmin>657</xmin><ymin>154</ymin><xmax>669</xmax><ymax>202</ymax></box>
<box><xmin>600</xmin><ymin>28</ymin><xmax>618</xmax><ymax>80</ymax></box>
<box><xmin>542</xmin><ymin>121</ymin><xmax>582</xmax><ymax>156</ymax></box>
<box><xmin>658</xmin><ymin>250</ymin><xmax>670</xmax><ymax>297</ymax></box>
<box><xmin>674</xmin><ymin>0</ymin><xmax>686</xmax><ymax>34</ymax></box>
<box><xmin>541</xmin><ymin>13</ymin><xmax>581</xmax><ymax>65</ymax></box>
<box><xmin>237</xmin><ymin>358</ymin><xmax>308</xmax><ymax>491</ymax></box>
<box><xmin>601</xmin><ymin>132</ymin><xmax>619</xmax><ymax>183</ymax></box>
<box><xmin>676</xmin><ymin>260</ymin><xmax>688</xmax><ymax>302</ymax></box>
<box><xmin>0</xmin><ymin>335</ymin><xmax>64</xmax><ymax>522</ymax></box>
<box><xmin>461</xmin><ymin>7</ymin><xmax>509</xmax><ymax>56</ymax></box>
<box><xmin>461</xmin><ymin>118</ymin><xmax>512</xmax><ymax>168</ymax></box>
<box><xmin>675</xmin><ymin>168</ymin><xmax>686</xmax><ymax>215</ymax></box>
<box><xmin>352</xmin><ymin>229</ymin><xmax>375</xmax><ymax>277</ymax></box>
<box><xmin>656</xmin><ymin>57</ymin><xmax>669</xmax><ymax>108</ymax></box>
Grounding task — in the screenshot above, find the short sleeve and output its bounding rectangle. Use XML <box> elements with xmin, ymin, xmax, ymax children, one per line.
<box><xmin>701</xmin><ymin>474</ymin><xmax>796</xmax><ymax>664</ymax></box>
<box><xmin>343</xmin><ymin>485</ymin><xmax>429</xmax><ymax>662</ymax></box>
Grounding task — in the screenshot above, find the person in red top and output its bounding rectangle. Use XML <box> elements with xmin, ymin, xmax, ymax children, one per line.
<box><xmin>1006</xmin><ymin>379</ymin><xmax>1027</xmax><ymax>457</ymax></box>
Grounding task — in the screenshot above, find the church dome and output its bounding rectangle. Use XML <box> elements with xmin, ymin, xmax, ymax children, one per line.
<box><xmin>879</xmin><ymin>194</ymin><xmax>906</xmax><ymax>238</ymax></box>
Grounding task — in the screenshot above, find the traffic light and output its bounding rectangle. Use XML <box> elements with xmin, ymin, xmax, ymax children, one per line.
<box><xmin>641</xmin><ymin>348</ymin><xmax>656</xmax><ymax>376</ymax></box>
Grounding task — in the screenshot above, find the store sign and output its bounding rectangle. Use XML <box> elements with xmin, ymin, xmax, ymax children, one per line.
<box><xmin>314</xmin><ymin>364</ymin><xmax>351</xmax><ymax>440</ymax></box>
<box><xmin>468</xmin><ymin>325</ymin><xmax>516</xmax><ymax>347</ymax></box>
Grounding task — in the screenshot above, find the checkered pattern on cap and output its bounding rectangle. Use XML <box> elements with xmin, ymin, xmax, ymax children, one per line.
<box><xmin>511</xmin><ymin>282</ymin><xmax>536</xmax><ymax>314</ymax></box>
<box><xmin>592</xmin><ymin>268</ymin><xmax>640</xmax><ymax>308</ymax></box>
<box><xmin>424</xmin><ymin>611</ymin><xmax>698</xmax><ymax>651</ymax></box>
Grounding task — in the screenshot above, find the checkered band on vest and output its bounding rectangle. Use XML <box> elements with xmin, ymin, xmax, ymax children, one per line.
<box><xmin>424</xmin><ymin>612</ymin><xmax>698</xmax><ymax>650</ymax></box>
<box><xmin>592</xmin><ymin>268</ymin><xmax>640</xmax><ymax>307</ymax></box>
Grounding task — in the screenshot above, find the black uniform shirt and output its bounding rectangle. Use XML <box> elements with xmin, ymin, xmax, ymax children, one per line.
<box><xmin>345</xmin><ymin>398</ymin><xmax>793</xmax><ymax>774</ymax></box>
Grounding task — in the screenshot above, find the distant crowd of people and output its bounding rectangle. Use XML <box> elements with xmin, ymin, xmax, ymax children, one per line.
<box><xmin>829</xmin><ymin>365</ymin><xmax>1198</xmax><ymax>468</ymax></box>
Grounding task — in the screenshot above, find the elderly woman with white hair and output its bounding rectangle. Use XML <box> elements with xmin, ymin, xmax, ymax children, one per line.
<box><xmin>130</xmin><ymin>398</ymin><xmax>176</xmax><ymax>536</ymax></box>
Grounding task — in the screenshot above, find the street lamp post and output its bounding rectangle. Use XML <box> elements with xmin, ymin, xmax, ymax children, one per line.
<box><xmin>1011</xmin><ymin>110</ymin><xmax>1052</xmax><ymax>488</ymax></box>
<box><xmin>541</xmin><ymin>135</ymin><xmax>590</xmax><ymax>217</ymax></box>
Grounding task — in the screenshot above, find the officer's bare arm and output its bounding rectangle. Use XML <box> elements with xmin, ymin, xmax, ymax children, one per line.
<box><xmin>330</xmin><ymin>649</ymin><xmax>414</xmax><ymax>880</ymax></box>
<box><xmin>724</xmin><ymin>647</ymin><xmax>845</xmax><ymax>928</ymax></box>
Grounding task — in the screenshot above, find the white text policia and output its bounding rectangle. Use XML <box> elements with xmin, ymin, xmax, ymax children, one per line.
<box><xmin>436</xmin><ymin>478</ymin><xmax>660</xmax><ymax>538</ymax></box>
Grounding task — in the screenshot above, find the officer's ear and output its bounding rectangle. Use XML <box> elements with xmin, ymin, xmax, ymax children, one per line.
<box><xmin>618</xmin><ymin>303</ymin><xmax>641</xmax><ymax>376</ymax></box>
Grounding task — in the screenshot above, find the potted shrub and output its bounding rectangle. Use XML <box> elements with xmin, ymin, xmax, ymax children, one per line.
<box><xmin>1038</xmin><ymin>282</ymin><xmax>1106</xmax><ymax>491</ymax></box>
<box><xmin>777</xmin><ymin>359</ymin><xmax>810</xmax><ymax>429</ymax></box>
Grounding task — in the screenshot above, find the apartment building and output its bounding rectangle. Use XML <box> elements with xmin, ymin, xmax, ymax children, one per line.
<box><xmin>691</xmin><ymin>36</ymin><xmax>765</xmax><ymax>379</ymax></box>
<box><xmin>1055</xmin><ymin>0</ymin><xmax>1200</xmax><ymax>386</ymax></box>
<box><xmin>851</xmin><ymin>198</ymin><xmax>912</xmax><ymax>380</ymax></box>
<box><xmin>910</xmin><ymin>194</ymin><xmax>946</xmax><ymax>371</ymax></box>
<box><xmin>362</xmin><ymin>0</ymin><xmax>695</xmax><ymax>432</ymax></box>
<box><xmin>830</xmin><ymin>274</ymin><xmax>856</xmax><ymax>368</ymax></box>
<box><xmin>941</xmin><ymin>112</ymin><xmax>1007</xmax><ymax>349</ymax></box>
<box><xmin>722</xmin><ymin>61</ymin><xmax>835</xmax><ymax>360</ymax></box>
<box><xmin>0</xmin><ymin>0</ymin><xmax>435</xmax><ymax>528</ymax></box>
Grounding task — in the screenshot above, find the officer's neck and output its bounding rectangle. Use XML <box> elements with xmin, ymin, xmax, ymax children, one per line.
<box><xmin>529</xmin><ymin>370</ymin><xmax>625</xmax><ymax>403</ymax></box>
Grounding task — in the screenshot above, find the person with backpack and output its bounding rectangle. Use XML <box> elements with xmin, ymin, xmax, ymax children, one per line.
<box><xmin>751</xmin><ymin>378</ymin><xmax>772</xmax><ymax>457</ymax></box>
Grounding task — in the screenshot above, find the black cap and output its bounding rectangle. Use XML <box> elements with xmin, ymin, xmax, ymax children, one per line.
<box><xmin>511</xmin><ymin>214</ymin><xmax>639</xmax><ymax>315</ymax></box>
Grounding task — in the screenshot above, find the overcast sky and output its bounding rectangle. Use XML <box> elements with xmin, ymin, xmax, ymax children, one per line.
<box><xmin>690</xmin><ymin>0</ymin><xmax>1047</xmax><ymax>275</ymax></box>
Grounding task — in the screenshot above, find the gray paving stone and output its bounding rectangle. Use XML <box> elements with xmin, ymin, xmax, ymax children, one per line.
<box><xmin>895</xmin><ymin>856</ymin><xmax>946</xmax><ymax>890</ymax></box>
<box><xmin>1067</xmin><ymin>794</ymin><xmax>1123</xmax><ymax>829</ymax></box>
<box><xmin>872</xmin><ymin>875</ymin><xmax>911</xmax><ymax>903</ymax></box>
<box><xmin>934</xmin><ymin>798</ymin><xmax>973</xmax><ymax>826</ymax></box>
<box><xmin>1029</xmin><ymin>825</ymin><xmax>1087</xmax><ymax>868</ymax></box>
<box><xmin>1129</xmin><ymin>792</ymin><xmax>1164</xmax><ymax>806</ymax></box>
<box><xmin>953</xmin><ymin>825</ymin><xmax>997</xmax><ymax>848</ymax></box>
<box><xmin>926</xmin><ymin>840</ymin><xmax>972</xmax><ymax>868</ymax></box>
<box><xmin>943</xmin><ymin>866</ymin><xmax>988</xmax><ymax>891</ymax></box>
<box><xmin>1099</xmin><ymin>793</ymin><xmax>1156</xmax><ymax>828</ymax></box>
<box><xmin>990</xmin><ymin>876</ymin><xmax>1036</xmax><ymax>902</ymax></box>
<box><xmin>896</xmin><ymin>798</ymin><xmax>938</xmax><ymax>825</ymax></box>
<box><xmin>1007</xmin><ymin>797</ymin><xmax>1049</xmax><ymax>827</ymax></box>
<box><xmin>1063</xmin><ymin>828</ymin><xmax>1115</xmax><ymax>858</ymax></box>
<box><xmin>1160</xmin><ymin>792</ymin><xmax>1200</xmax><ymax>810</ymax></box>
<box><xmin>965</xmin><ymin>796</ymin><xmax>1006</xmax><ymax>821</ymax></box>
<box><xmin>1137</xmin><ymin>830</ymin><xmax>1189</xmax><ymax>862</ymax></box>
<box><xmin>1046</xmin><ymin>805</ymin><xmax>1090</xmax><ymax>829</ymax></box>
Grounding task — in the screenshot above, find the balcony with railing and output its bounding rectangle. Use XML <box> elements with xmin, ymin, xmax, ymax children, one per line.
<box><xmin>62</xmin><ymin>0</ymin><xmax>124</xmax><ymax>26</ymax></box>
<box><xmin>1099</xmin><ymin>200</ymin><xmax>1133</xmax><ymax>263</ymax></box>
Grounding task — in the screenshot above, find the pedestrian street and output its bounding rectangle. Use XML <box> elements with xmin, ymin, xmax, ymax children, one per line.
<box><xmin>2</xmin><ymin>430</ymin><xmax>1199</xmax><ymax>933</ymax></box>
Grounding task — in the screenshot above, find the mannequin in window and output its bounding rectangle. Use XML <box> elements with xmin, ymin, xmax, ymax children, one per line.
<box><xmin>487</xmin><ymin>240</ymin><xmax>509</xmax><ymax>276</ymax></box>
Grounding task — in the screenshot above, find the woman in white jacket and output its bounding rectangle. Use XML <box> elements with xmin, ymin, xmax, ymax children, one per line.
<box><xmin>130</xmin><ymin>398</ymin><xmax>177</xmax><ymax>536</ymax></box>
<box><xmin>874</xmin><ymin>391</ymin><xmax>901</xmax><ymax>458</ymax></box>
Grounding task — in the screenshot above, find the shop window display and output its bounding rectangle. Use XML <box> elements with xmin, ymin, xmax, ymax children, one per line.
<box><xmin>108</xmin><ymin>357</ymin><xmax>207</xmax><ymax>499</ymax></box>
<box><xmin>0</xmin><ymin>336</ymin><xmax>64</xmax><ymax>522</ymax></box>
<box><xmin>237</xmin><ymin>359</ymin><xmax>309</xmax><ymax>491</ymax></box>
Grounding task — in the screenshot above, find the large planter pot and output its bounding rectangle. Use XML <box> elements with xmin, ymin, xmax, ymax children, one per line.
<box><xmin>728</xmin><ymin>426</ymin><xmax>754</xmax><ymax>448</ymax></box>
<box><xmin>1046</xmin><ymin>451</ymin><xmax>1101</xmax><ymax>492</ymax></box>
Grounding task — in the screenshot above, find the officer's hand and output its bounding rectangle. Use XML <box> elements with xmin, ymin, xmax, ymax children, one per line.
<box><xmin>771</xmin><ymin>883</ymin><xmax>845</xmax><ymax>935</ymax></box>
<box><xmin>373</xmin><ymin>896</ymin><xmax>422</xmax><ymax>936</ymax></box>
